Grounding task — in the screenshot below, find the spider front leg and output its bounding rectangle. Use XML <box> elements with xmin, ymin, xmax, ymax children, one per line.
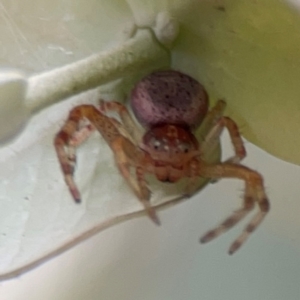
<box><xmin>201</xmin><ymin>100</ymin><xmax>246</xmax><ymax>165</ymax></box>
<box><xmin>99</xmin><ymin>100</ymin><xmax>143</xmax><ymax>143</ymax></box>
<box><xmin>54</xmin><ymin>104</ymin><xmax>159</xmax><ymax>224</ymax></box>
<box><xmin>109</xmin><ymin>136</ymin><xmax>160</xmax><ymax>225</ymax></box>
<box><xmin>54</xmin><ymin>105</ymin><xmax>122</xmax><ymax>202</ymax></box>
<box><xmin>69</xmin><ymin>123</ymin><xmax>95</xmax><ymax>147</ymax></box>
<box><xmin>198</xmin><ymin>162</ymin><xmax>270</xmax><ymax>254</ymax></box>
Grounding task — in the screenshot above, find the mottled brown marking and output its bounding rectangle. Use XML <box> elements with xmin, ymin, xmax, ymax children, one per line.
<box><xmin>167</xmin><ymin>125</ymin><xmax>178</xmax><ymax>138</ymax></box>
<box><xmin>200</xmin><ymin>231</ymin><xmax>216</xmax><ymax>243</ymax></box>
<box><xmin>61</xmin><ymin>163</ymin><xmax>73</xmax><ymax>175</ymax></box>
<box><xmin>222</xmin><ymin>217</ymin><xmax>238</xmax><ymax>228</ymax></box>
<box><xmin>229</xmin><ymin>241</ymin><xmax>241</xmax><ymax>255</ymax></box>
<box><xmin>56</xmin><ymin>131</ymin><xmax>69</xmax><ymax>143</ymax></box>
<box><xmin>259</xmin><ymin>199</ymin><xmax>270</xmax><ymax>212</ymax></box>
<box><xmin>244</xmin><ymin>196</ymin><xmax>254</xmax><ymax>210</ymax></box>
<box><xmin>245</xmin><ymin>223</ymin><xmax>256</xmax><ymax>233</ymax></box>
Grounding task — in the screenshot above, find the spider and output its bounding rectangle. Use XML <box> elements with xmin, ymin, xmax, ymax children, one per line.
<box><xmin>54</xmin><ymin>70</ymin><xmax>270</xmax><ymax>254</ymax></box>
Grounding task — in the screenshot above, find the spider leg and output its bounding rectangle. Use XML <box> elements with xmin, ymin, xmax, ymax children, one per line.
<box><xmin>198</xmin><ymin>162</ymin><xmax>270</xmax><ymax>254</ymax></box>
<box><xmin>110</xmin><ymin>137</ymin><xmax>160</xmax><ymax>225</ymax></box>
<box><xmin>222</xmin><ymin>116</ymin><xmax>246</xmax><ymax>164</ymax></box>
<box><xmin>198</xmin><ymin>99</ymin><xmax>227</xmax><ymax>140</ymax></box>
<box><xmin>55</xmin><ymin>105</ymin><xmax>121</xmax><ymax>202</ymax></box>
<box><xmin>69</xmin><ymin>124</ymin><xmax>95</xmax><ymax>147</ymax></box>
<box><xmin>201</xmin><ymin>100</ymin><xmax>246</xmax><ymax>165</ymax></box>
<box><xmin>99</xmin><ymin>99</ymin><xmax>143</xmax><ymax>143</ymax></box>
<box><xmin>66</xmin><ymin>123</ymin><xmax>96</xmax><ymax>169</ymax></box>
<box><xmin>55</xmin><ymin>105</ymin><xmax>159</xmax><ymax>224</ymax></box>
<box><xmin>136</xmin><ymin>166</ymin><xmax>159</xmax><ymax>225</ymax></box>
<box><xmin>185</xmin><ymin>158</ymin><xmax>202</xmax><ymax>196</ymax></box>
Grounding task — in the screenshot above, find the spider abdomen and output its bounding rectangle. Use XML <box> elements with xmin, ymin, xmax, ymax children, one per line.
<box><xmin>130</xmin><ymin>70</ymin><xmax>208</xmax><ymax>129</ymax></box>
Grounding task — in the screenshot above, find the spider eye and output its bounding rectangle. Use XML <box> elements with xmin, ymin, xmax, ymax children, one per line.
<box><xmin>150</xmin><ymin>138</ymin><xmax>162</xmax><ymax>150</ymax></box>
<box><xmin>178</xmin><ymin>142</ymin><xmax>191</xmax><ymax>153</ymax></box>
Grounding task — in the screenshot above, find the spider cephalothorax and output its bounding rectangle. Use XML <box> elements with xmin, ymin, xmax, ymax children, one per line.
<box><xmin>141</xmin><ymin>124</ymin><xmax>200</xmax><ymax>183</ymax></box>
<box><xmin>55</xmin><ymin>70</ymin><xmax>270</xmax><ymax>254</ymax></box>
